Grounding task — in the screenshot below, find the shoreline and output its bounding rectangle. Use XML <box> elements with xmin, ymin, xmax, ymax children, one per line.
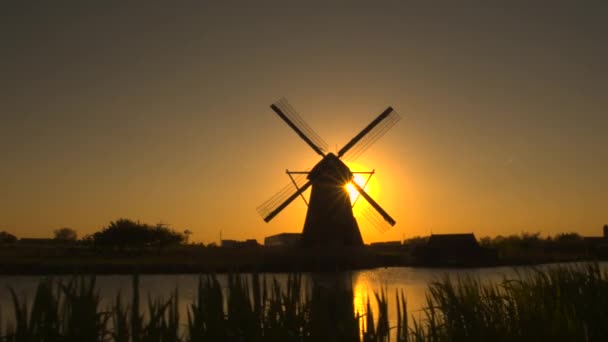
<box><xmin>0</xmin><ymin>245</ymin><xmax>600</xmax><ymax>275</ymax></box>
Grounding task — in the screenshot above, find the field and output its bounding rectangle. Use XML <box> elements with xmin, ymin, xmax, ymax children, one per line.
<box><xmin>2</xmin><ymin>264</ymin><xmax>608</xmax><ymax>341</ymax></box>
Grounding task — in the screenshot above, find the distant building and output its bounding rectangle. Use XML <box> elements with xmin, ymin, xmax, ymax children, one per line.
<box><xmin>264</xmin><ymin>233</ymin><xmax>301</xmax><ymax>247</ymax></box>
<box><xmin>583</xmin><ymin>226</ymin><xmax>608</xmax><ymax>257</ymax></box>
<box><xmin>244</xmin><ymin>239</ymin><xmax>259</xmax><ymax>247</ymax></box>
<box><xmin>583</xmin><ymin>225</ymin><xmax>608</xmax><ymax>243</ymax></box>
<box><xmin>221</xmin><ymin>239</ymin><xmax>259</xmax><ymax>248</ymax></box>
<box><xmin>583</xmin><ymin>236</ymin><xmax>605</xmax><ymax>244</ymax></box>
<box><xmin>414</xmin><ymin>233</ymin><xmax>497</xmax><ymax>266</ymax></box>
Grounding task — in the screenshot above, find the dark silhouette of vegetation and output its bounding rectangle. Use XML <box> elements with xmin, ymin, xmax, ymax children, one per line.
<box><xmin>0</xmin><ymin>231</ymin><xmax>17</xmax><ymax>244</ymax></box>
<box><xmin>91</xmin><ymin>218</ymin><xmax>185</xmax><ymax>248</ymax></box>
<box><xmin>402</xmin><ymin>235</ymin><xmax>429</xmax><ymax>248</ymax></box>
<box><xmin>478</xmin><ymin>232</ymin><xmax>595</xmax><ymax>263</ymax></box>
<box><xmin>53</xmin><ymin>227</ymin><xmax>78</xmax><ymax>241</ymax></box>
<box><xmin>183</xmin><ymin>229</ymin><xmax>193</xmax><ymax>244</ymax></box>
<box><xmin>554</xmin><ymin>232</ymin><xmax>583</xmax><ymax>242</ymax></box>
<box><xmin>2</xmin><ymin>264</ymin><xmax>608</xmax><ymax>341</ymax></box>
<box><xmin>479</xmin><ymin>232</ymin><xmax>585</xmax><ymax>249</ymax></box>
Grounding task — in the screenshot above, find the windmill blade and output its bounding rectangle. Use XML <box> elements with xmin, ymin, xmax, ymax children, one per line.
<box><xmin>359</xmin><ymin>202</ymin><xmax>394</xmax><ymax>233</ymax></box>
<box><xmin>351</xmin><ymin>181</ymin><xmax>396</xmax><ymax>226</ymax></box>
<box><xmin>257</xmin><ymin>180</ymin><xmax>312</xmax><ymax>222</ymax></box>
<box><xmin>257</xmin><ymin>172</ymin><xmax>309</xmax><ymax>220</ymax></box>
<box><xmin>271</xmin><ymin>98</ymin><xmax>328</xmax><ymax>156</ymax></box>
<box><xmin>337</xmin><ymin>107</ymin><xmax>400</xmax><ymax>161</ymax></box>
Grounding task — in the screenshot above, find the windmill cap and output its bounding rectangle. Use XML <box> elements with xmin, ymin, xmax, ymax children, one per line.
<box><xmin>308</xmin><ymin>153</ymin><xmax>352</xmax><ymax>183</ymax></box>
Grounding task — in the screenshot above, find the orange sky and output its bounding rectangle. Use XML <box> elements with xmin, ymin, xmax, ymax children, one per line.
<box><xmin>1</xmin><ymin>3</ymin><xmax>607</xmax><ymax>243</ymax></box>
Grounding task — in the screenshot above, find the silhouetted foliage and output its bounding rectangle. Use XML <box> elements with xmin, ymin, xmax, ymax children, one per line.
<box><xmin>184</xmin><ymin>229</ymin><xmax>193</xmax><ymax>244</ymax></box>
<box><xmin>0</xmin><ymin>231</ymin><xmax>17</xmax><ymax>244</ymax></box>
<box><xmin>81</xmin><ymin>234</ymin><xmax>93</xmax><ymax>245</ymax></box>
<box><xmin>478</xmin><ymin>232</ymin><xmax>593</xmax><ymax>262</ymax></box>
<box><xmin>479</xmin><ymin>232</ymin><xmax>543</xmax><ymax>249</ymax></box>
<box><xmin>554</xmin><ymin>232</ymin><xmax>583</xmax><ymax>242</ymax></box>
<box><xmin>91</xmin><ymin>219</ymin><xmax>185</xmax><ymax>248</ymax></box>
<box><xmin>53</xmin><ymin>227</ymin><xmax>78</xmax><ymax>241</ymax></box>
<box><xmin>480</xmin><ymin>232</ymin><xmax>586</xmax><ymax>248</ymax></box>
<box><xmin>402</xmin><ymin>236</ymin><xmax>429</xmax><ymax>250</ymax></box>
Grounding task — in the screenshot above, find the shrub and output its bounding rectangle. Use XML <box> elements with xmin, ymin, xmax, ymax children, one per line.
<box><xmin>91</xmin><ymin>218</ymin><xmax>185</xmax><ymax>248</ymax></box>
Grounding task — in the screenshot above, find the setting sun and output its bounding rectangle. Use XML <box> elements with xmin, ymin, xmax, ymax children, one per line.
<box><xmin>345</xmin><ymin>174</ymin><xmax>368</xmax><ymax>204</ymax></box>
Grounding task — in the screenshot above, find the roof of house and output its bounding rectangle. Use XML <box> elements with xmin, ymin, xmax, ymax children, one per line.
<box><xmin>426</xmin><ymin>233</ymin><xmax>480</xmax><ymax>249</ymax></box>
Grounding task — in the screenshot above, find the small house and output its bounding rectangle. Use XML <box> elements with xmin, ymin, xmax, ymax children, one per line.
<box><xmin>264</xmin><ymin>233</ymin><xmax>301</xmax><ymax>247</ymax></box>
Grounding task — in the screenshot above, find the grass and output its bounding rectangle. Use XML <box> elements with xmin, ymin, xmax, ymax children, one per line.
<box><xmin>410</xmin><ymin>263</ymin><xmax>608</xmax><ymax>342</ymax></box>
<box><xmin>1</xmin><ymin>264</ymin><xmax>608</xmax><ymax>341</ymax></box>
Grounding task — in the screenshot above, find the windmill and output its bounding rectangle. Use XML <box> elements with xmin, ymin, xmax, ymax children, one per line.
<box><xmin>257</xmin><ymin>98</ymin><xmax>400</xmax><ymax>247</ymax></box>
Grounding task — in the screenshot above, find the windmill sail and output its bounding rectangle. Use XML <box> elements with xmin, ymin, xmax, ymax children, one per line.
<box><xmin>338</xmin><ymin>107</ymin><xmax>400</xmax><ymax>162</ymax></box>
<box><xmin>271</xmin><ymin>98</ymin><xmax>328</xmax><ymax>156</ymax></box>
<box><xmin>351</xmin><ymin>181</ymin><xmax>396</xmax><ymax>226</ymax></box>
<box><xmin>256</xmin><ymin>175</ymin><xmax>312</xmax><ymax>222</ymax></box>
<box><xmin>358</xmin><ymin>201</ymin><xmax>394</xmax><ymax>233</ymax></box>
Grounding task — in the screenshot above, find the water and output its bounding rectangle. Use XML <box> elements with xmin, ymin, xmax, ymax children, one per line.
<box><xmin>0</xmin><ymin>262</ymin><xmax>603</xmax><ymax>328</ymax></box>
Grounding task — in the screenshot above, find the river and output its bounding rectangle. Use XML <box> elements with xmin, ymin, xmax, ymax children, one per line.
<box><xmin>0</xmin><ymin>262</ymin><xmax>602</xmax><ymax>330</ymax></box>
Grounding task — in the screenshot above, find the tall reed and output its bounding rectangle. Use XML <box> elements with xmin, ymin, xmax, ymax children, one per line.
<box><xmin>415</xmin><ymin>263</ymin><xmax>608</xmax><ymax>342</ymax></box>
<box><xmin>1</xmin><ymin>264</ymin><xmax>607</xmax><ymax>341</ymax></box>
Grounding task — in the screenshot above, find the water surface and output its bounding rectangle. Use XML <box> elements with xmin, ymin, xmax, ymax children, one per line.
<box><xmin>1</xmin><ymin>262</ymin><xmax>602</xmax><ymax>327</ymax></box>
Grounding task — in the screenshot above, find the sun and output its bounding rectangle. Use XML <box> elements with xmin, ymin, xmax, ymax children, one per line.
<box><xmin>345</xmin><ymin>174</ymin><xmax>368</xmax><ymax>203</ymax></box>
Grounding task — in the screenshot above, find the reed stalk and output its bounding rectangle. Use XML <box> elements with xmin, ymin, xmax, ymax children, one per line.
<box><xmin>1</xmin><ymin>264</ymin><xmax>607</xmax><ymax>341</ymax></box>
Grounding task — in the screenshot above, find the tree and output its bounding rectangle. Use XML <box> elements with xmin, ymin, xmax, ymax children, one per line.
<box><xmin>184</xmin><ymin>229</ymin><xmax>193</xmax><ymax>244</ymax></box>
<box><xmin>479</xmin><ymin>236</ymin><xmax>493</xmax><ymax>247</ymax></box>
<box><xmin>554</xmin><ymin>232</ymin><xmax>582</xmax><ymax>242</ymax></box>
<box><xmin>0</xmin><ymin>231</ymin><xmax>17</xmax><ymax>244</ymax></box>
<box><xmin>54</xmin><ymin>227</ymin><xmax>78</xmax><ymax>241</ymax></box>
<box><xmin>91</xmin><ymin>218</ymin><xmax>185</xmax><ymax>248</ymax></box>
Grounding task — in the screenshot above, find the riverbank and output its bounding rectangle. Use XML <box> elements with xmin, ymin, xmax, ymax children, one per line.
<box><xmin>0</xmin><ymin>244</ymin><xmax>601</xmax><ymax>275</ymax></box>
<box><xmin>1</xmin><ymin>246</ymin><xmax>394</xmax><ymax>274</ymax></box>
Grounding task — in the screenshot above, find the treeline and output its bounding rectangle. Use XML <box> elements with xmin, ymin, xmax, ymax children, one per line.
<box><xmin>0</xmin><ymin>218</ymin><xmax>188</xmax><ymax>248</ymax></box>
<box><xmin>479</xmin><ymin>232</ymin><xmax>600</xmax><ymax>262</ymax></box>
<box><xmin>480</xmin><ymin>232</ymin><xmax>585</xmax><ymax>249</ymax></box>
<box><xmin>83</xmin><ymin>218</ymin><xmax>186</xmax><ymax>247</ymax></box>
<box><xmin>400</xmin><ymin>231</ymin><xmax>608</xmax><ymax>264</ymax></box>
<box><xmin>402</xmin><ymin>232</ymin><xmax>598</xmax><ymax>249</ymax></box>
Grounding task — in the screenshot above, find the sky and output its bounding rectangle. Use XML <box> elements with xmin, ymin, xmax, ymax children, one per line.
<box><xmin>1</xmin><ymin>2</ymin><xmax>607</xmax><ymax>243</ymax></box>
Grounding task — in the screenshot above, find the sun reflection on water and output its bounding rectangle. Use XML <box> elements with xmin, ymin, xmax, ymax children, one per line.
<box><xmin>353</xmin><ymin>274</ymin><xmax>374</xmax><ymax>332</ymax></box>
<box><xmin>351</xmin><ymin>268</ymin><xmax>436</xmax><ymax>337</ymax></box>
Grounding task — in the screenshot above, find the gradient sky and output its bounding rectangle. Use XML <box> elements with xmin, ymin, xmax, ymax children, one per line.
<box><xmin>1</xmin><ymin>2</ymin><xmax>607</xmax><ymax>243</ymax></box>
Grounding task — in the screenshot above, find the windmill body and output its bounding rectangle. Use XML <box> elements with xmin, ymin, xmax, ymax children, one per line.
<box><xmin>257</xmin><ymin>99</ymin><xmax>400</xmax><ymax>247</ymax></box>
<box><xmin>301</xmin><ymin>153</ymin><xmax>363</xmax><ymax>247</ymax></box>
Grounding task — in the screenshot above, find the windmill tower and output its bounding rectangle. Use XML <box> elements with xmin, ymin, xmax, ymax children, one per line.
<box><xmin>257</xmin><ymin>98</ymin><xmax>400</xmax><ymax>247</ymax></box>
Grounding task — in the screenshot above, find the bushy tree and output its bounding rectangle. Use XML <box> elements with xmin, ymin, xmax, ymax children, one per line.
<box><xmin>554</xmin><ymin>232</ymin><xmax>582</xmax><ymax>242</ymax></box>
<box><xmin>0</xmin><ymin>231</ymin><xmax>17</xmax><ymax>244</ymax></box>
<box><xmin>91</xmin><ymin>219</ymin><xmax>185</xmax><ymax>248</ymax></box>
<box><xmin>54</xmin><ymin>227</ymin><xmax>78</xmax><ymax>241</ymax></box>
<box><xmin>184</xmin><ymin>229</ymin><xmax>193</xmax><ymax>244</ymax></box>
<box><xmin>403</xmin><ymin>236</ymin><xmax>429</xmax><ymax>248</ymax></box>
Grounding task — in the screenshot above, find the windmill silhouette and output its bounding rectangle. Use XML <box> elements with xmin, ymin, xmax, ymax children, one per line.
<box><xmin>257</xmin><ymin>98</ymin><xmax>400</xmax><ymax>247</ymax></box>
